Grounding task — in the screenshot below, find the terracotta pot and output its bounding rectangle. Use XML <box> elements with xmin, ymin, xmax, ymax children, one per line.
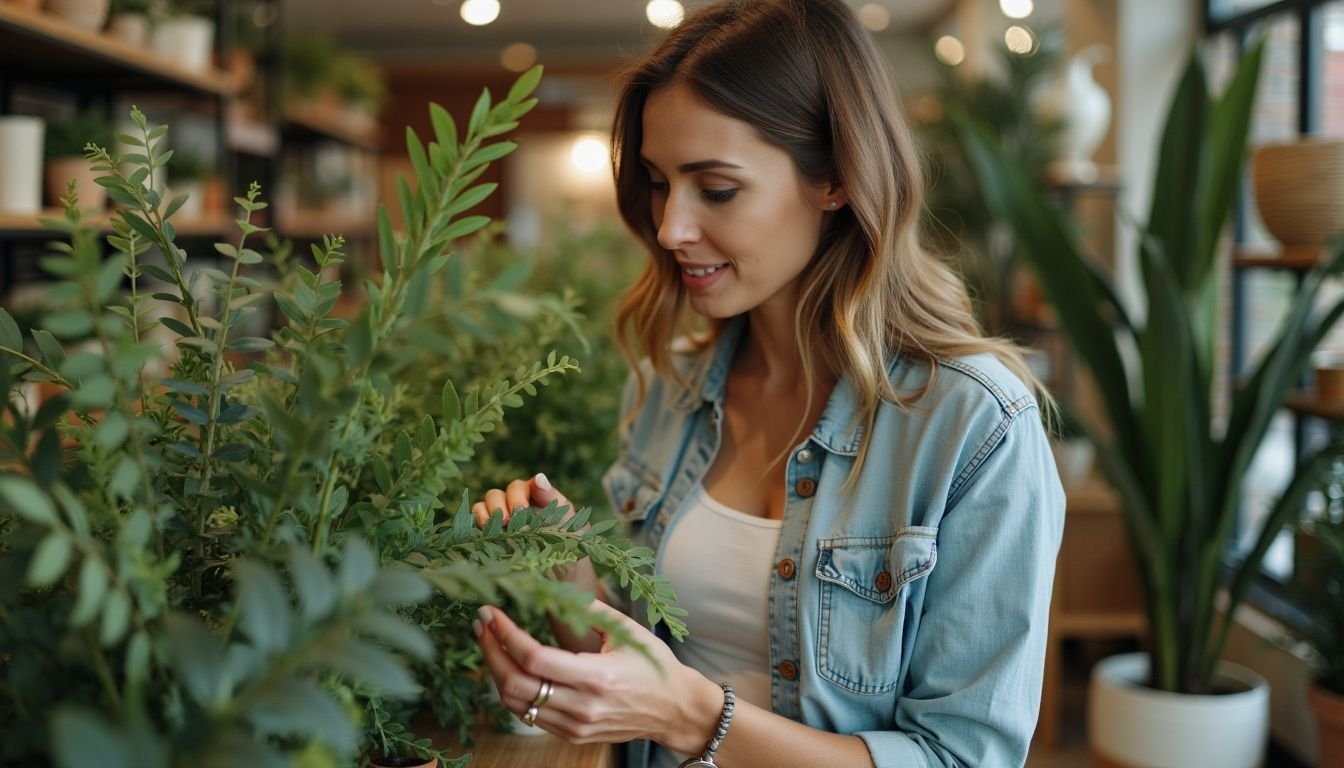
<box><xmin>368</xmin><ymin>757</ymin><xmax>438</xmax><ymax>768</ymax></box>
<box><xmin>1311</xmin><ymin>684</ymin><xmax>1344</xmax><ymax>768</ymax></box>
<box><xmin>46</xmin><ymin>156</ymin><xmax>107</xmax><ymax>212</ymax></box>
<box><xmin>1253</xmin><ymin>139</ymin><xmax>1344</xmax><ymax>247</ymax></box>
<box><xmin>105</xmin><ymin>13</ymin><xmax>149</xmax><ymax>46</ymax></box>
<box><xmin>1318</xmin><ymin>363</ymin><xmax>1344</xmax><ymax>402</ymax></box>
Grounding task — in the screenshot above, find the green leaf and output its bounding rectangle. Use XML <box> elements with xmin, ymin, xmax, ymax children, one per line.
<box><xmin>69</xmin><ymin>375</ymin><xmax>116</xmax><ymax>409</ymax></box>
<box><xmin>0</xmin><ymin>308</ymin><xmax>21</xmax><ymax>351</ymax></box>
<box><xmin>441</xmin><ymin>215</ymin><xmax>490</xmax><ymax>241</ymax></box>
<box><xmin>234</xmin><ymin>559</ymin><xmax>292</xmax><ymax>652</ymax></box>
<box><xmin>108</xmin><ymin>456</ymin><xmax>139</xmax><ymax>501</ymax></box>
<box><xmin>164</xmin><ymin>193</ymin><xmax>189</xmax><ymax>220</ymax></box>
<box><xmin>467</xmin><ymin>88</ymin><xmax>492</xmax><ymax>138</ymax></box>
<box><xmin>70</xmin><ymin>557</ymin><xmax>108</xmax><ymax>627</ymax></box>
<box><xmin>227</xmin><ymin>337</ymin><xmax>274</xmax><ymax>353</ymax></box>
<box><xmin>33</xmin><ymin>329</ymin><xmax>66</xmax><ymax>368</ymax></box>
<box><xmin>170</xmin><ymin>400</ymin><xmax>209</xmax><ymax>425</ymax></box>
<box><xmin>406</xmin><ymin>126</ymin><xmax>431</xmax><ymax>187</ymax></box>
<box><xmin>446</xmin><ymin>182</ymin><xmax>498</xmax><ymax>217</ymax></box>
<box><xmin>165</xmin><ymin>614</ymin><xmax>225</xmax><ymax>705</ymax></box>
<box><xmin>337</xmin><ymin>537</ymin><xmax>377</xmax><ymax>594</ymax></box>
<box><xmin>44</xmin><ymin>310</ymin><xmax>95</xmax><ymax>339</ymax></box>
<box><xmin>288</xmin><ymin>546</ymin><xmax>336</xmax><ymax>621</ymax></box>
<box><xmin>378</xmin><ymin>204</ymin><xmax>398</xmax><ymax>278</ymax></box>
<box><xmin>94</xmin><ymin>411</ymin><xmax>130</xmax><ymax>450</ymax></box>
<box><xmin>120</xmin><ymin>210</ymin><xmax>159</xmax><ymax>243</ymax></box>
<box><xmin>243</xmin><ymin>679</ymin><xmax>358</xmax><ymax>754</ymax></box>
<box><xmin>212</xmin><ymin>443</ymin><xmax>250</xmax><ymax>461</ymax></box>
<box><xmin>27</xmin><ymin>532</ymin><xmax>73</xmax><ymax>587</ymax></box>
<box><xmin>99</xmin><ymin>589</ymin><xmax>131</xmax><ymax>646</ymax></box>
<box><xmin>52</xmin><ymin>707</ymin><xmax>132</xmax><ymax>768</ymax></box>
<box><xmin>507</xmin><ymin>65</ymin><xmax>543</xmax><ymax>104</ymax></box>
<box><xmin>355</xmin><ymin>609</ymin><xmax>434</xmax><ymax>660</ymax></box>
<box><xmin>0</xmin><ymin>477</ymin><xmax>57</xmax><ymax>526</ymax></box>
<box><xmin>462</xmin><ymin>141</ymin><xmax>518</xmax><ymax>171</ymax></box>
<box><xmin>442</xmin><ymin>379</ymin><xmax>461</xmax><ymax>420</ymax></box>
<box><xmin>429</xmin><ymin>102</ymin><xmax>459</xmax><ymax>154</ymax></box>
<box><xmin>309</xmin><ymin>638</ymin><xmax>420</xmax><ymax>699</ymax></box>
<box><xmin>162</xmin><ymin>377</ymin><xmax>209</xmax><ymax>396</ymax></box>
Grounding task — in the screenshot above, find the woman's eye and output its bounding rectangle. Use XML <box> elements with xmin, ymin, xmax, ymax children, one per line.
<box><xmin>703</xmin><ymin>188</ymin><xmax>737</xmax><ymax>203</ymax></box>
<box><xmin>649</xmin><ymin>181</ymin><xmax>669</xmax><ymax>193</ymax></box>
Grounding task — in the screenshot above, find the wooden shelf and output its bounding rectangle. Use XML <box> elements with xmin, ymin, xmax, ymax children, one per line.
<box><xmin>0</xmin><ymin>4</ymin><xmax>235</xmax><ymax>96</ymax></box>
<box><xmin>0</xmin><ymin>209</ymin><xmax>232</xmax><ymax>237</ymax></box>
<box><xmin>1233</xmin><ymin>244</ymin><xmax>1330</xmax><ymax>271</ymax></box>
<box><xmin>284</xmin><ymin>100</ymin><xmax>380</xmax><ymax>150</ymax></box>
<box><xmin>1285</xmin><ymin>392</ymin><xmax>1344</xmax><ymax>422</ymax></box>
<box><xmin>276</xmin><ymin>212</ymin><xmax>376</xmax><ymax>240</ymax></box>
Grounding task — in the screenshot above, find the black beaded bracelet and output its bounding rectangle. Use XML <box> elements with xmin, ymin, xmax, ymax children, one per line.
<box><xmin>678</xmin><ymin>682</ymin><xmax>735</xmax><ymax>768</ymax></box>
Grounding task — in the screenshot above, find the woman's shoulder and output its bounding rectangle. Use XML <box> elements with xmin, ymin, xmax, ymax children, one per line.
<box><xmin>890</xmin><ymin>351</ymin><xmax>1040</xmax><ymax>420</ymax></box>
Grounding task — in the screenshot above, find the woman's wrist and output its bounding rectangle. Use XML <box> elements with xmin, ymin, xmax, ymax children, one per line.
<box><xmin>664</xmin><ymin>668</ymin><xmax>730</xmax><ymax>755</ymax></box>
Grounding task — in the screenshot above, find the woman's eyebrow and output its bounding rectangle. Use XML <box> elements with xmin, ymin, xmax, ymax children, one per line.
<box><xmin>639</xmin><ymin>156</ymin><xmax>744</xmax><ymax>173</ymax></box>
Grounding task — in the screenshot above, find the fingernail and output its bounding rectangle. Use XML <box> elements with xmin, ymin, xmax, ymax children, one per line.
<box><xmin>478</xmin><ymin>605</ymin><xmax>492</xmax><ymax>625</ymax></box>
<box><xmin>472</xmin><ymin>619</ymin><xmax>483</xmax><ymax>638</ymax></box>
<box><xmin>536</xmin><ymin>473</ymin><xmax>551</xmax><ymax>490</ymax></box>
<box><xmin>513</xmin><ymin>504</ymin><xmax>526</xmax><ymax>513</ymax></box>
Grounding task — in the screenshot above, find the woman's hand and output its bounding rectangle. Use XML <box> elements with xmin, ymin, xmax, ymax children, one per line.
<box><xmin>470</xmin><ymin>472</ymin><xmax>572</xmax><ymax>527</ymax></box>
<box><xmin>473</xmin><ymin>602</ymin><xmax>723</xmax><ymax>752</ymax></box>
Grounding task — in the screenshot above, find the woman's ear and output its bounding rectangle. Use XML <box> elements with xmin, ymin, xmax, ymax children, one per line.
<box><xmin>812</xmin><ymin>182</ymin><xmax>846</xmax><ymax>211</ymax></box>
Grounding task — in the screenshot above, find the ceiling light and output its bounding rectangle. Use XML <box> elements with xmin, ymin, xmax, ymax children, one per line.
<box><xmin>501</xmin><ymin>42</ymin><xmax>537</xmax><ymax>72</ymax></box>
<box><xmin>934</xmin><ymin>35</ymin><xmax>965</xmax><ymax>67</ymax></box>
<box><xmin>857</xmin><ymin>4</ymin><xmax>890</xmax><ymax>32</ymax></box>
<box><xmin>571</xmin><ymin>137</ymin><xmax>609</xmax><ymax>175</ymax></box>
<box><xmin>646</xmin><ymin>0</ymin><xmax>684</xmax><ymax>29</ymax></box>
<box><xmin>461</xmin><ymin>0</ymin><xmax>500</xmax><ymax>26</ymax></box>
<box><xmin>1000</xmin><ymin>0</ymin><xmax>1034</xmax><ymax>19</ymax></box>
<box><xmin>1004</xmin><ymin>25</ymin><xmax>1035</xmax><ymax>54</ymax></box>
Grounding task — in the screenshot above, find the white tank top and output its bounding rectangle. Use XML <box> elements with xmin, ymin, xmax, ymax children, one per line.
<box><xmin>652</xmin><ymin>484</ymin><xmax>782</xmax><ymax>768</ymax></box>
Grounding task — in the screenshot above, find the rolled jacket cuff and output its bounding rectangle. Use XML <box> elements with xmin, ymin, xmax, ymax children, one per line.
<box><xmin>855</xmin><ymin>730</ymin><xmax>932</xmax><ymax>768</ymax></box>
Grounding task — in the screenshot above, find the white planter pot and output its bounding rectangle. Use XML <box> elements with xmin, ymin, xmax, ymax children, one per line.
<box><xmin>44</xmin><ymin>0</ymin><xmax>109</xmax><ymax>31</ymax></box>
<box><xmin>106</xmin><ymin>13</ymin><xmax>149</xmax><ymax>46</ymax></box>
<box><xmin>0</xmin><ymin>116</ymin><xmax>45</xmax><ymax>215</ymax></box>
<box><xmin>151</xmin><ymin>16</ymin><xmax>215</xmax><ymax>74</ymax></box>
<box><xmin>1089</xmin><ymin>652</ymin><xmax>1269</xmax><ymax>768</ymax></box>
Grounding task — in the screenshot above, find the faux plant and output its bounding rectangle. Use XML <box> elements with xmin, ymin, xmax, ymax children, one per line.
<box><xmin>0</xmin><ymin>67</ymin><xmax>684</xmax><ymax>767</ymax></box>
<box><xmin>959</xmin><ymin>39</ymin><xmax>1344</xmax><ymax>694</ymax></box>
<box><xmin>45</xmin><ymin>112</ymin><xmax>115</xmax><ymax>159</ymax></box>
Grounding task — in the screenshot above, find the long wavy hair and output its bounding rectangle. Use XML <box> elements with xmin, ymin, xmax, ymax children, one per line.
<box><xmin>611</xmin><ymin>0</ymin><xmax>1051</xmax><ymax>479</ymax></box>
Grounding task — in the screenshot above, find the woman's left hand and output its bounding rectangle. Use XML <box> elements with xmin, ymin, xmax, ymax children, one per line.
<box><xmin>474</xmin><ymin>601</ymin><xmax>719</xmax><ymax>751</ymax></box>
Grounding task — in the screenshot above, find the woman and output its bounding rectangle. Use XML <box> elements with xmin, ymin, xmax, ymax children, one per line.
<box><xmin>469</xmin><ymin>1</ymin><xmax>1065</xmax><ymax>766</ymax></box>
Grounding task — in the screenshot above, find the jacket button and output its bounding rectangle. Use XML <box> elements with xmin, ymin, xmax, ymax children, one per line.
<box><xmin>777</xmin><ymin>558</ymin><xmax>796</xmax><ymax>579</ymax></box>
<box><xmin>778</xmin><ymin>660</ymin><xmax>798</xmax><ymax>680</ymax></box>
<box><xmin>875</xmin><ymin>570</ymin><xmax>893</xmax><ymax>591</ymax></box>
<box><xmin>795</xmin><ymin>478</ymin><xmax>816</xmax><ymax>498</ymax></box>
<box><xmin>796</xmin><ymin>448</ymin><xmax>814</xmax><ymax>464</ymax></box>
<box><xmin>623</xmin><ymin>499</ymin><xmax>636</xmax><ymax>513</ymax></box>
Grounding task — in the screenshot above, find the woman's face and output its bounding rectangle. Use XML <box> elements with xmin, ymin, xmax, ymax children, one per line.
<box><xmin>640</xmin><ymin>84</ymin><xmax>836</xmax><ymax>320</ymax></box>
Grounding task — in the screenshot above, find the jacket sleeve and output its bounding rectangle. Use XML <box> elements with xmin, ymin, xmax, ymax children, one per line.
<box><xmin>856</xmin><ymin>407</ymin><xmax>1065</xmax><ymax>768</ymax></box>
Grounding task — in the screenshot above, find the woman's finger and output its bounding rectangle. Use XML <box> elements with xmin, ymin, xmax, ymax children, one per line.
<box><xmin>471</xmin><ymin>501</ymin><xmax>490</xmax><ymax>526</ymax></box>
<box><xmin>484</xmin><ymin>488</ymin><xmax>509</xmax><ymax>524</ymax></box>
<box><xmin>529</xmin><ymin>473</ymin><xmax>574</xmax><ymax>521</ymax></box>
<box><xmin>506</xmin><ymin>479</ymin><xmax>531</xmax><ymax>516</ymax></box>
<box><xmin>481</xmin><ymin>606</ymin><xmax>596</xmax><ymax>686</ymax></box>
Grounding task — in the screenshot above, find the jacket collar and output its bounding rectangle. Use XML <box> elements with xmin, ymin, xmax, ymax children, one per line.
<box><xmin>671</xmin><ymin>315</ymin><xmax>866</xmax><ymax>457</ymax></box>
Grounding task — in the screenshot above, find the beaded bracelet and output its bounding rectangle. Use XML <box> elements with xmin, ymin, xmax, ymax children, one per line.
<box><xmin>678</xmin><ymin>682</ymin><xmax>735</xmax><ymax>768</ymax></box>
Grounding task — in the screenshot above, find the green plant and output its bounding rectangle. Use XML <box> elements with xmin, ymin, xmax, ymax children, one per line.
<box><xmin>45</xmin><ymin>112</ymin><xmax>115</xmax><ymax>159</ymax></box>
<box><xmin>1289</xmin><ymin>458</ymin><xmax>1344</xmax><ymax>696</ymax></box>
<box><xmin>919</xmin><ymin>28</ymin><xmax>1065</xmax><ymax>335</ymax></box>
<box><xmin>958</xmin><ymin>40</ymin><xmax>1344</xmax><ymax>695</ymax></box>
<box><xmin>331</xmin><ymin>55</ymin><xmax>389</xmax><ymax>113</ymax></box>
<box><xmin>0</xmin><ymin>68</ymin><xmax>684</xmax><ymax>767</ymax></box>
<box><xmin>165</xmin><ymin>147</ymin><xmax>212</xmax><ymax>183</ymax></box>
<box><xmin>282</xmin><ymin>34</ymin><xmax>340</xmax><ymax>101</ymax></box>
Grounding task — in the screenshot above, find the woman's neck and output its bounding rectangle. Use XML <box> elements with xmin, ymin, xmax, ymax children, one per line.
<box><xmin>737</xmin><ymin>305</ymin><xmax>835</xmax><ymax>395</ymax></box>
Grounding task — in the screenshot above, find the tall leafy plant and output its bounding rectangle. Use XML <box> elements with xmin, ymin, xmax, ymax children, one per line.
<box><xmin>0</xmin><ymin>67</ymin><xmax>684</xmax><ymax>766</ymax></box>
<box><xmin>958</xmin><ymin>40</ymin><xmax>1344</xmax><ymax>694</ymax></box>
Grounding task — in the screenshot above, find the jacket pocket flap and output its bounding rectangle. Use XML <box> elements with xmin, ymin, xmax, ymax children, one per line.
<box><xmin>602</xmin><ymin>461</ymin><xmax>664</xmax><ymax>524</ymax></box>
<box><xmin>815</xmin><ymin>527</ymin><xmax>938</xmax><ymax>603</ymax></box>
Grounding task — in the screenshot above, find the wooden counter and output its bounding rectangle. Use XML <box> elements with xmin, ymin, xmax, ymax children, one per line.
<box><xmin>422</xmin><ymin>720</ymin><xmax>615</xmax><ymax>768</ymax></box>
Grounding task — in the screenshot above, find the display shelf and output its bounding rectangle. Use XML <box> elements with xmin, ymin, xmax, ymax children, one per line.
<box><xmin>226</xmin><ymin>113</ymin><xmax>280</xmax><ymax>158</ymax></box>
<box><xmin>1233</xmin><ymin>244</ymin><xmax>1329</xmax><ymax>271</ymax></box>
<box><xmin>284</xmin><ymin>100</ymin><xmax>380</xmax><ymax>150</ymax></box>
<box><xmin>0</xmin><ymin>210</ymin><xmax>232</xmax><ymax>238</ymax></box>
<box><xmin>1284</xmin><ymin>391</ymin><xmax>1344</xmax><ymax>422</ymax></box>
<box><xmin>276</xmin><ymin>212</ymin><xmax>376</xmax><ymax>240</ymax></box>
<box><xmin>0</xmin><ymin>4</ymin><xmax>235</xmax><ymax>96</ymax></box>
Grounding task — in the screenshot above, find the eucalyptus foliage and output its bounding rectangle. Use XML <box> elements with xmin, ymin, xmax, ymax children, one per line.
<box><xmin>0</xmin><ymin>67</ymin><xmax>684</xmax><ymax>766</ymax></box>
<box><xmin>959</xmin><ymin>41</ymin><xmax>1344</xmax><ymax>694</ymax></box>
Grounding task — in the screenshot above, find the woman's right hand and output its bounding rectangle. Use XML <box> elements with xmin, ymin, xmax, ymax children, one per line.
<box><xmin>470</xmin><ymin>472</ymin><xmax>574</xmax><ymax>527</ymax></box>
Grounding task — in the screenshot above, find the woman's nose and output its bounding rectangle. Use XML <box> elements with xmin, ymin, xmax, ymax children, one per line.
<box><xmin>656</xmin><ymin>193</ymin><xmax>700</xmax><ymax>251</ymax></box>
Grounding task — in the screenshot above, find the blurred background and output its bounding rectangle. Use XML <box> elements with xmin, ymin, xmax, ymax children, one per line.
<box><xmin>0</xmin><ymin>0</ymin><xmax>1341</xmax><ymax>765</ymax></box>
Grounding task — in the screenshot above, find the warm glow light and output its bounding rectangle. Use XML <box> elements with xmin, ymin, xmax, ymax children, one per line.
<box><xmin>460</xmin><ymin>0</ymin><xmax>500</xmax><ymax>26</ymax></box>
<box><xmin>1000</xmin><ymin>0</ymin><xmax>1034</xmax><ymax>19</ymax></box>
<box><xmin>570</xmin><ymin>137</ymin><xmax>609</xmax><ymax>174</ymax></box>
<box><xmin>857</xmin><ymin>4</ymin><xmax>890</xmax><ymax>32</ymax></box>
<box><xmin>934</xmin><ymin>35</ymin><xmax>965</xmax><ymax>66</ymax></box>
<box><xmin>1004</xmin><ymin>25</ymin><xmax>1035</xmax><ymax>54</ymax></box>
<box><xmin>646</xmin><ymin>0</ymin><xmax>684</xmax><ymax>29</ymax></box>
<box><xmin>500</xmin><ymin>42</ymin><xmax>536</xmax><ymax>72</ymax></box>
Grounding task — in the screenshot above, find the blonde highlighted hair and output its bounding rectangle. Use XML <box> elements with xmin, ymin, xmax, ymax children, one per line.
<box><xmin>610</xmin><ymin>0</ymin><xmax>1052</xmax><ymax>479</ymax></box>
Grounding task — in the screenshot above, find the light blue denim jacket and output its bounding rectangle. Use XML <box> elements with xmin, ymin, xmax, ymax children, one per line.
<box><xmin>602</xmin><ymin>317</ymin><xmax>1065</xmax><ymax>768</ymax></box>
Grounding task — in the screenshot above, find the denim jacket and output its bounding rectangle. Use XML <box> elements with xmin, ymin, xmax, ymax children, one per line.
<box><xmin>602</xmin><ymin>317</ymin><xmax>1065</xmax><ymax>768</ymax></box>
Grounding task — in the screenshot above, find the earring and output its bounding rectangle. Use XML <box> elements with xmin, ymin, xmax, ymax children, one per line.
<box><xmin>828</xmin><ymin>201</ymin><xmax>838</xmax><ymax>209</ymax></box>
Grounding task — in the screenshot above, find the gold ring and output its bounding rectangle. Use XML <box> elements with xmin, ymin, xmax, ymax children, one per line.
<box><xmin>521</xmin><ymin>705</ymin><xmax>540</xmax><ymax>727</ymax></box>
<box><xmin>532</xmin><ymin>678</ymin><xmax>555</xmax><ymax>709</ymax></box>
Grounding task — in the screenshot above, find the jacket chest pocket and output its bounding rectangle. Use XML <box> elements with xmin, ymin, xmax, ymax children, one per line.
<box><xmin>602</xmin><ymin>460</ymin><xmax>664</xmax><ymax>530</ymax></box>
<box><xmin>814</xmin><ymin>527</ymin><xmax>938</xmax><ymax>695</ymax></box>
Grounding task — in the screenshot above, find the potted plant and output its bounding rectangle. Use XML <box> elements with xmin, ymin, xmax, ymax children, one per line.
<box><xmin>1291</xmin><ymin>506</ymin><xmax>1344</xmax><ymax>767</ymax></box>
<box><xmin>330</xmin><ymin>53</ymin><xmax>387</xmax><ymax>131</ymax></box>
<box><xmin>0</xmin><ymin>67</ymin><xmax>685</xmax><ymax>767</ymax></box>
<box><xmin>164</xmin><ymin>146</ymin><xmax>212</xmax><ymax>219</ymax></box>
<box><xmin>104</xmin><ymin>0</ymin><xmax>153</xmax><ymax>46</ymax></box>
<box><xmin>150</xmin><ymin>0</ymin><xmax>214</xmax><ymax>73</ymax></box>
<box><xmin>958</xmin><ymin>40</ymin><xmax>1344</xmax><ymax>766</ymax></box>
<box><xmin>45</xmin><ymin>110</ymin><xmax>113</xmax><ymax>211</ymax></box>
<box><xmin>45</xmin><ymin>0</ymin><xmax>110</xmax><ymax>31</ymax></box>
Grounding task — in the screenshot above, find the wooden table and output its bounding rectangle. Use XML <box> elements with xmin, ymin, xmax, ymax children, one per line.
<box><xmin>421</xmin><ymin>720</ymin><xmax>615</xmax><ymax>768</ymax></box>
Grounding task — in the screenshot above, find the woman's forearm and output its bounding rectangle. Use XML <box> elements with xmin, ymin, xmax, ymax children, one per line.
<box><xmin>666</xmin><ymin>675</ymin><xmax>877</xmax><ymax>768</ymax></box>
